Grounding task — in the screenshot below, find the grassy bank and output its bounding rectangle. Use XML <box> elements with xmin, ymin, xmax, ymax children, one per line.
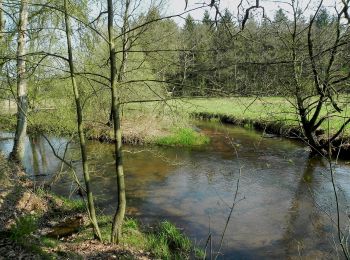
<box><xmin>184</xmin><ymin>97</ymin><xmax>350</xmax><ymax>136</ymax></box>
<box><xmin>0</xmin><ymin>102</ymin><xmax>209</xmax><ymax>147</ymax></box>
<box><xmin>0</xmin><ymin>154</ymin><xmax>202</xmax><ymax>259</ymax></box>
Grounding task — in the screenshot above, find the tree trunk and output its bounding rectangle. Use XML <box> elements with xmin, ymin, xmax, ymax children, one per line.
<box><xmin>63</xmin><ymin>0</ymin><xmax>102</xmax><ymax>241</ymax></box>
<box><xmin>107</xmin><ymin>0</ymin><xmax>130</xmax><ymax>126</ymax></box>
<box><xmin>107</xmin><ymin>0</ymin><xmax>126</xmax><ymax>244</ymax></box>
<box><xmin>10</xmin><ymin>0</ymin><xmax>29</xmax><ymax>162</ymax></box>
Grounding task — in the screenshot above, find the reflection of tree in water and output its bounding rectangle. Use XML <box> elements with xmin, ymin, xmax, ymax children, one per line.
<box><xmin>29</xmin><ymin>135</ymin><xmax>49</xmax><ymax>179</ymax></box>
<box><xmin>29</xmin><ymin>135</ymin><xmax>40</xmax><ymax>177</ymax></box>
<box><xmin>38</xmin><ymin>136</ymin><xmax>48</xmax><ymax>173</ymax></box>
<box><xmin>281</xmin><ymin>154</ymin><xmax>335</xmax><ymax>258</ymax></box>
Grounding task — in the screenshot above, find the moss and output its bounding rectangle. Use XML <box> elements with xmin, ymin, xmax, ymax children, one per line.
<box><xmin>156</xmin><ymin>128</ymin><xmax>210</xmax><ymax>147</ymax></box>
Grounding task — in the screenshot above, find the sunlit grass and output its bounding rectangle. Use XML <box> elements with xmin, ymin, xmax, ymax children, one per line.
<box><xmin>156</xmin><ymin>127</ymin><xmax>210</xmax><ymax>146</ymax></box>
<box><xmin>183</xmin><ymin>96</ymin><xmax>350</xmax><ymax>136</ymax></box>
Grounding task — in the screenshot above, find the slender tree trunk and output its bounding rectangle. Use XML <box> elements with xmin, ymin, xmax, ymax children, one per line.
<box><xmin>63</xmin><ymin>0</ymin><xmax>102</xmax><ymax>241</ymax></box>
<box><xmin>10</xmin><ymin>0</ymin><xmax>29</xmax><ymax>162</ymax></box>
<box><xmin>108</xmin><ymin>0</ymin><xmax>130</xmax><ymax>125</ymax></box>
<box><xmin>107</xmin><ymin>0</ymin><xmax>126</xmax><ymax>244</ymax></box>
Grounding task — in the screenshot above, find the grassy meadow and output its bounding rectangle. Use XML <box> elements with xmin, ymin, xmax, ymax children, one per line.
<box><xmin>182</xmin><ymin>96</ymin><xmax>350</xmax><ymax>136</ymax></box>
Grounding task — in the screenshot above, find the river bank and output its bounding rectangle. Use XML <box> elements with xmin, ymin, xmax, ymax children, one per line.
<box><xmin>0</xmin><ymin>154</ymin><xmax>202</xmax><ymax>259</ymax></box>
<box><xmin>0</xmin><ymin>109</ymin><xmax>208</xmax><ymax>147</ymax></box>
<box><xmin>184</xmin><ymin>97</ymin><xmax>350</xmax><ymax>158</ymax></box>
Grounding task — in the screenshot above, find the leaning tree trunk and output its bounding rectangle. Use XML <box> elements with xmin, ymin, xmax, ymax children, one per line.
<box><xmin>63</xmin><ymin>0</ymin><xmax>102</xmax><ymax>241</ymax></box>
<box><xmin>10</xmin><ymin>0</ymin><xmax>29</xmax><ymax>162</ymax></box>
<box><xmin>107</xmin><ymin>0</ymin><xmax>126</xmax><ymax>244</ymax></box>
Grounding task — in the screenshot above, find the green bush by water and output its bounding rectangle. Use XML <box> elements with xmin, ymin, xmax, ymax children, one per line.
<box><xmin>156</xmin><ymin>128</ymin><xmax>209</xmax><ymax>147</ymax></box>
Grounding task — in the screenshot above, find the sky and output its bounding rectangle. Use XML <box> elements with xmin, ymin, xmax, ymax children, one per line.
<box><xmin>165</xmin><ymin>0</ymin><xmax>340</xmax><ymax>26</ymax></box>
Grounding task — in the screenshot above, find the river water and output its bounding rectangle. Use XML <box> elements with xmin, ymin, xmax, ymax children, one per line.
<box><xmin>1</xmin><ymin>121</ymin><xmax>350</xmax><ymax>259</ymax></box>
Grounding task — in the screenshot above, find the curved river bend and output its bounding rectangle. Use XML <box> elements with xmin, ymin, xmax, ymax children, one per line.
<box><xmin>1</xmin><ymin>121</ymin><xmax>350</xmax><ymax>259</ymax></box>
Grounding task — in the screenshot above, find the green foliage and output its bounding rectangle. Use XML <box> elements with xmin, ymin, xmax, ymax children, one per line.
<box><xmin>0</xmin><ymin>114</ymin><xmax>16</xmax><ymax>131</ymax></box>
<box><xmin>156</xmin><ymin>128</ymin><xmax>209</xmax><ymax>147</ymax></box>
<box><xmin>147</xmin><ymin>220</ymin><xmax>192</xmax><ymax>259</ymax></box>
<box><xmin>10</xmin><ymin>215</ymin><xmax>38</xmax><ymax>242</ymax></box>
<box><xmin>316</xmin><ymin>7</ymin><xmax>332</xmax><ymax>28</ymax></box>
<box><xmin>29</xmin><ymin>108</ymin><xmax>76</xmax><ymax>137</ymax></box>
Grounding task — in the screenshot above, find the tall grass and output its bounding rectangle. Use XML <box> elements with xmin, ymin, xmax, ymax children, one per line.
<box><xmin>156</xmin><ymin>128</ymin><xmax>209</xmax><ymax>146</ymax></box>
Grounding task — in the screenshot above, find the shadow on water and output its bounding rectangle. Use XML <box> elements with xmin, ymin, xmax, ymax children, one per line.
<box><xmin>1</xmin><ymin>121</ymin><xmax>350</xmax><ymax>259</ymax></box>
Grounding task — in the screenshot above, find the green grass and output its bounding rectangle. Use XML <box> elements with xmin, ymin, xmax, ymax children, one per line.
<box><xmin>156</xmin><ymin>128</ymin><xmax>210</xmax><ymax>147</ymax></box>
<box><xmin>4</xmin><ymin>95</ymin><xmax>350</xmax><ymax>145</ymax></box>
<box><xmin>147</xmin><ymin>220</ymin><xmax>192</xmax><ymax>259</ymax></box>
<box><xmin>72</xmin><ymin>216</ymin><xmax>201</xmax><ymax>259</ymax></box>
<box><xmin>10</xmin><ymin>215</ymin><xmax>38</xmax><ymax>242</ymax></box>
<box><xmin>182</xmin><ymin>97</ymin><xmax>350</xmax><ymax>136</ymax></box>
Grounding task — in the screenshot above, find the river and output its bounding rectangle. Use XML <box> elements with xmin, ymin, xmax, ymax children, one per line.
<box><xmin>1</xmin><ymin>121</ymin><xmax>349</xmax><ymax>259</ymax></box>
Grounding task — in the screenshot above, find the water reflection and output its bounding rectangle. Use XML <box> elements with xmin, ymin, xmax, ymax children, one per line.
<box><xmin>0</xmin><ymin>132</ymin><xmax>67</xmax><ymax>181</ymax></box>
<box><xmin>1</xmin><ymin>122</ymin><xmax>350</xmax><ymax>259</ymax></box>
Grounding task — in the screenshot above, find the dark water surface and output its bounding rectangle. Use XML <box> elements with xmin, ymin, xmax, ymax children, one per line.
<box><xmin>1</xmin><ymin>122</ymin><xmax>350</xmax><ymax>259</ymax></box>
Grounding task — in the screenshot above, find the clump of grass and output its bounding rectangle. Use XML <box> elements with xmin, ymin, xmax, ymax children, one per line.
<box><xmin>147</xmin><ymin>220</ymin><xmax>192</xmax><ymax>259</ymax></box>
<box><xmin>123</xmin><ymin>218</ymin><xmax>139</xmax><ymax>230</ymax></box>
<box><xmin>10</xmin><ymin>215</ymin><xmax>38</xmax><ymax>242</ymax></box>
<box><xmin>156</xmin><ymin>128</ymin><xmax>209</xmax><ymax>147</ymax></box>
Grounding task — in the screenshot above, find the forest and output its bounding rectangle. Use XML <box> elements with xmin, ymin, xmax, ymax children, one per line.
<box><xmin>0</xmin><ymin>0</ymin><xmax>350</xmax><ymax>259</ymax></box>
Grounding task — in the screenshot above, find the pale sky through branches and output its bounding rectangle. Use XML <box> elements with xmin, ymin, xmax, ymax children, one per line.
<box><xmin>166</xmin><ymin>0</ymin><xmax>340</xmax><ymax>26</ymax></box>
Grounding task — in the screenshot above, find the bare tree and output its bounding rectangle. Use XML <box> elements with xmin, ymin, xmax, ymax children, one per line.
<box><xmin>63</xmin><ymin>0</ymin><xmax>102</xmax><ymax>241</ymax></box>
<box><xmin>285</xmin><ymin>0</ymin><xmax>350</xmax><ymax>155</ymax></box>
<box><xmin>107</xmin><ymin>0</ymin><xmax>126</xmax><ymax>244</ymax></box>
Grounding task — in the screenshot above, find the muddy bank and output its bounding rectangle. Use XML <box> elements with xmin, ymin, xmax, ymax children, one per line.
<box><xmin>192</xmin><ymin>112</ymin><xmax>350</xmax><ymax>159</ymax></box>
